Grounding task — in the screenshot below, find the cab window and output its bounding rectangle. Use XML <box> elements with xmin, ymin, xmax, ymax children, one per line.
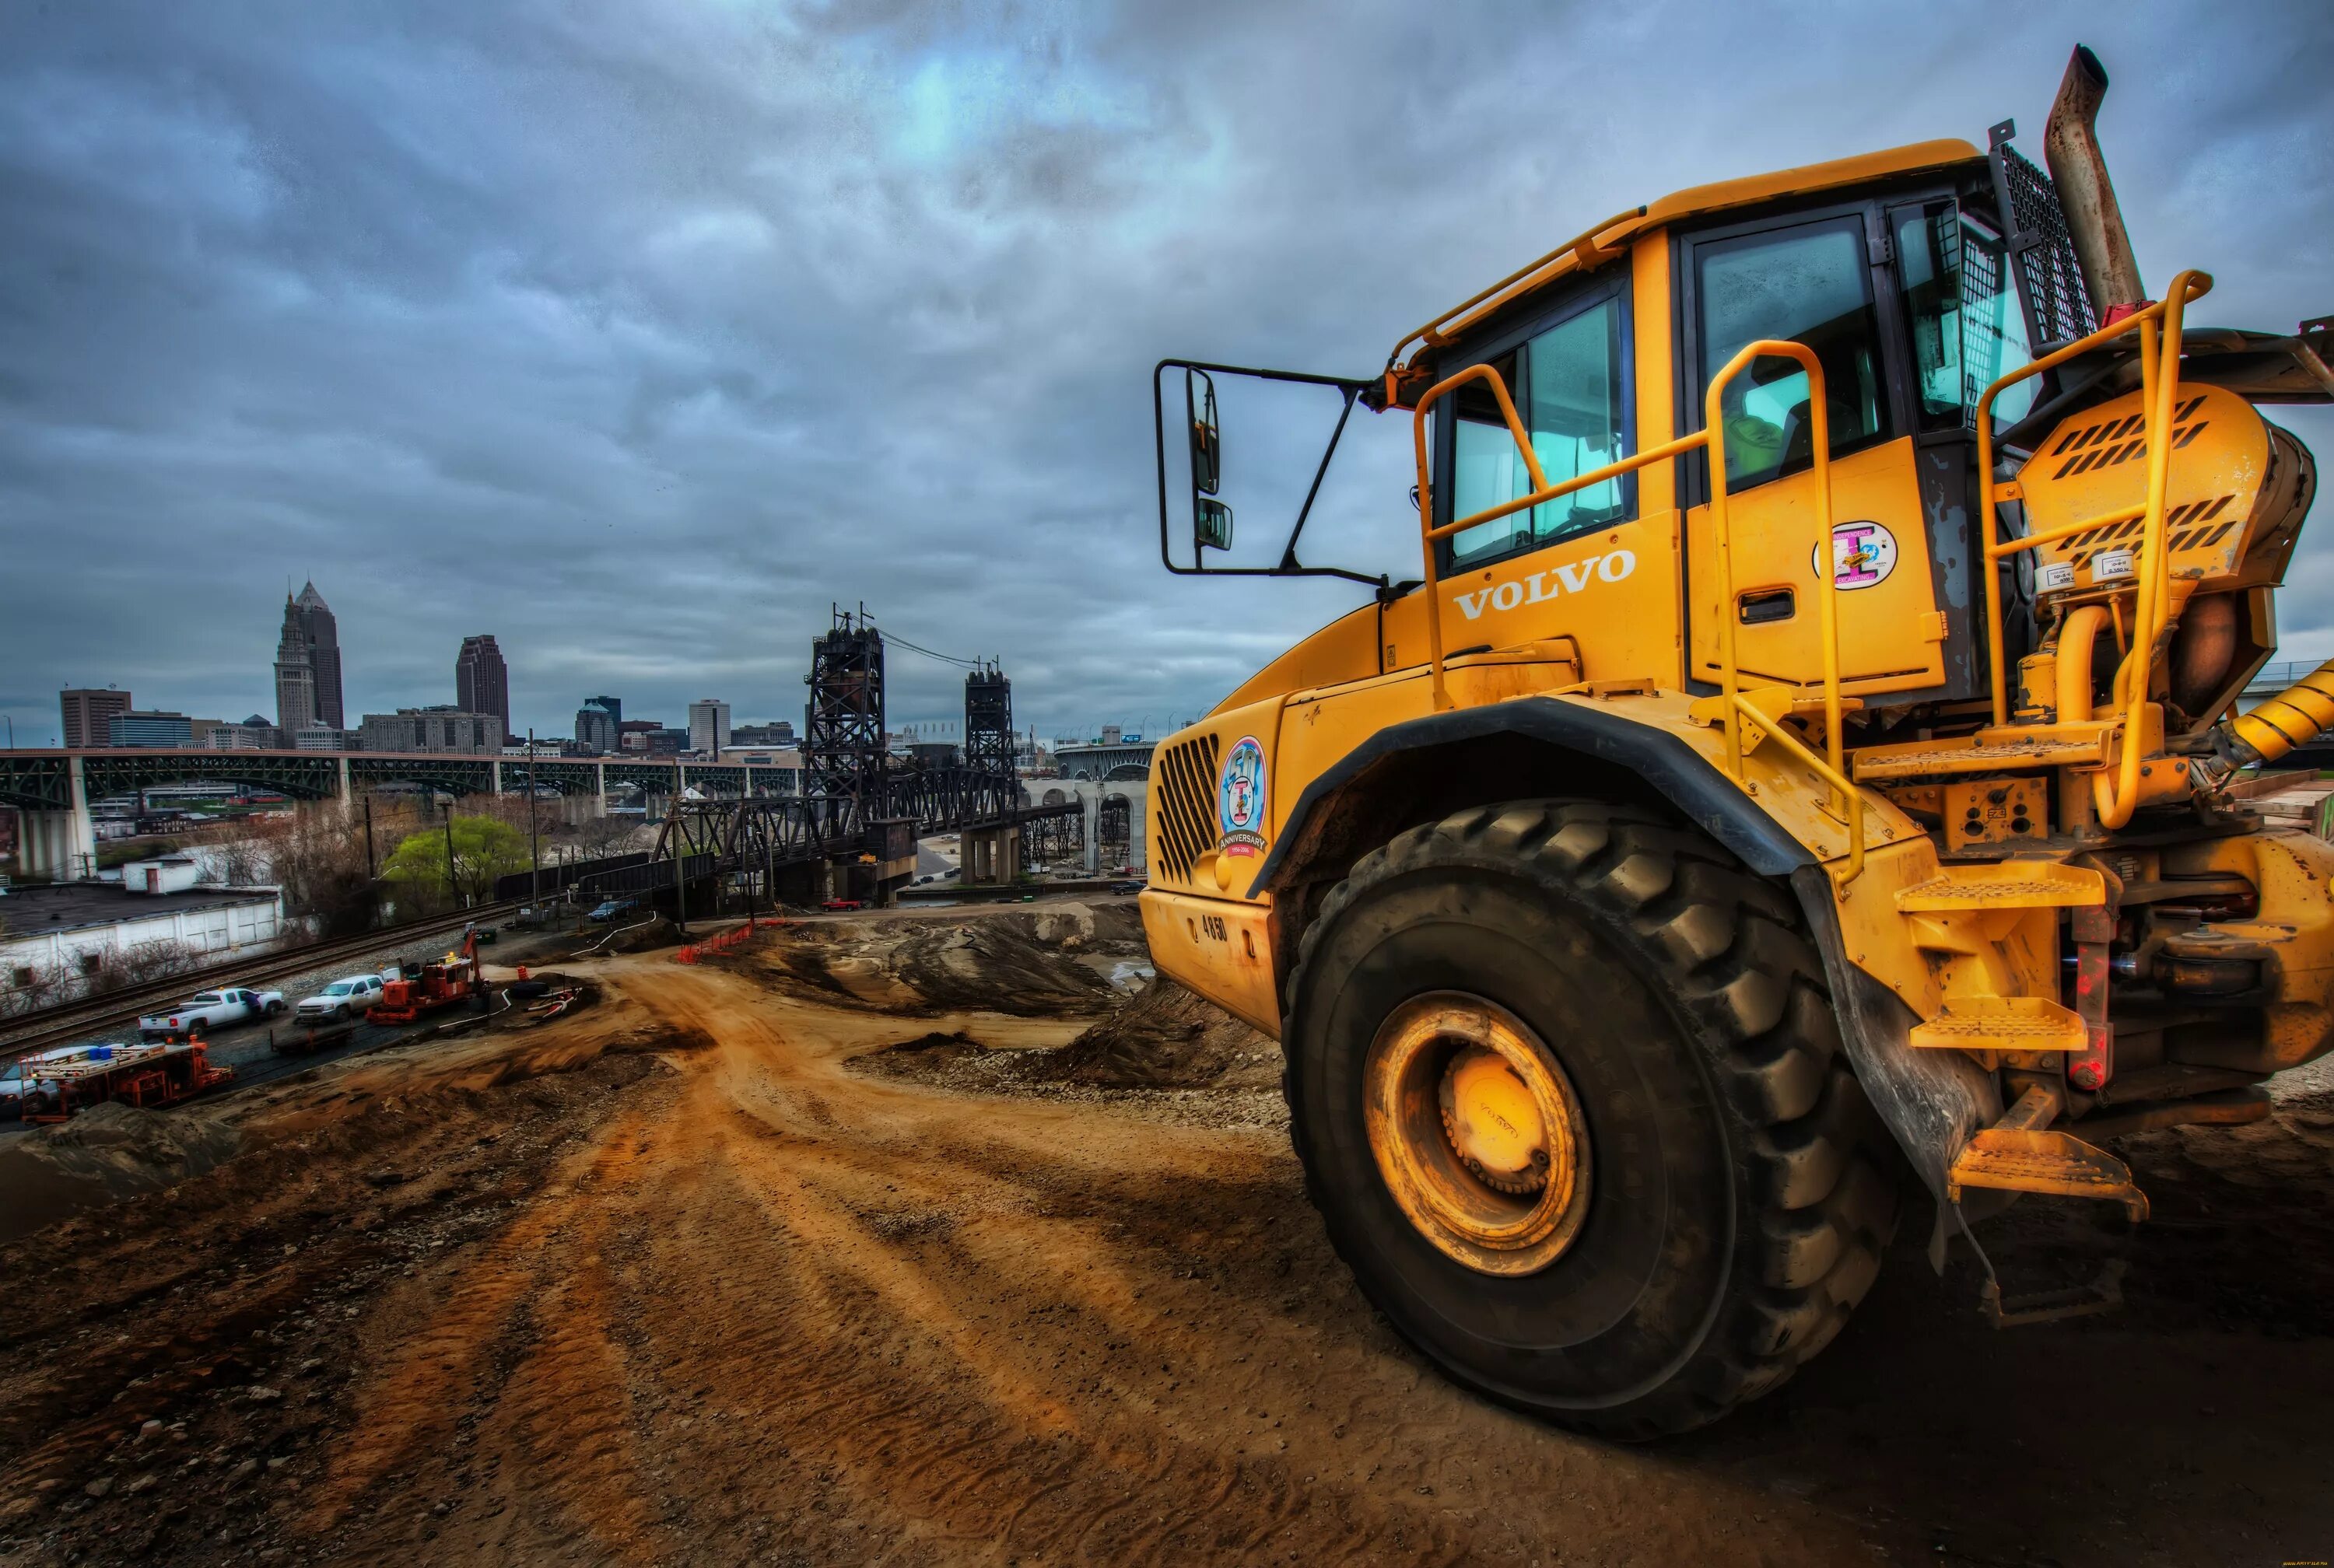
<box><xmin>1447</xmin><ymin>293</ymin><xmax>1631</xmax><ymax>569</ymax></box>
<box><xmin>1694</xmin><ymin>217</ymin><xmax>1887</xmax><ymax>489</ymax></box>
<box><xmin>1894</xmin><ymin>200</ymin><xmax>2037</xmax><ymax>432</ymax></box>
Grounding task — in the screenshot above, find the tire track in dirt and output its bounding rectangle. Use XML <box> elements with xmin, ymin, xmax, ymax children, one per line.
<box><xmin>28</xmin><ymin>915</ymin><xmax>2328</xmax><ymax>1566</ymax></box>
<box><xmin>339</xmin><ymin>961</ymin><xmax>1862</xmax><ymax>1566</ymax></box>
<box><xmin>302</xmin><ymin>1117</ymin><xmax>657</xmax><ymax>1542</ymax></box>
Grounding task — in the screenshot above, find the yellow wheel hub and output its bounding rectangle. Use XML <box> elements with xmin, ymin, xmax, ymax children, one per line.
<box><xmin>1363</xmin><ymin>993</ymin><xmax>1590</xmax><ymax>1276</ymax></box>
<box><xmin>1440</xmin><ymin>1048</ymin><xmax>1551</xmax><ymax>1195</ymax></box>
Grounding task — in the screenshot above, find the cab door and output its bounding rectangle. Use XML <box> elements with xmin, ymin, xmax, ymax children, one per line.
<box><xmin>1677</xmin><ymin>205</ymin><xmax>1950</xmax><ymax>699</ymax></box>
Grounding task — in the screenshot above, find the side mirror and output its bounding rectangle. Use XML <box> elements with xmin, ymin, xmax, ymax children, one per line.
<box><xmin>1194</xmin><ymin>498</ymin><xmax>1235</xmax><ymax>553</ymax></box>
<box><xmin>1186</xmin><ymin>369</ymin><xmax>1221</xmax><ymax>496</ymax></box>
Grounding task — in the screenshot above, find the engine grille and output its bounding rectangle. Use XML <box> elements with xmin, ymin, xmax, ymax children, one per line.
<box><xmin>1153</xmin><ymin>733</ymin><xmax>1221</xmax><ymax>883</ymax></box>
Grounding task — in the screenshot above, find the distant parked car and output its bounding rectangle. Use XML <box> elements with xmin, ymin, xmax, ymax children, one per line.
<box><xmin>138</xmin><ymin>986</ymin><xmax>286</xmax><ymax>1039</ymax></box>
<box><xmin>294</xmin><ymin>975</ymin><xmax>385</xmax><ymax>1022</ymax></box>
<box><xmin>587</xmin><ymin>898</ymin><xmax>641</xmax><ymax>925</ymax></box>
<box><xmin>1109</xmin><ymin>880</ymin><xmax>1144</xmax><ymax>896</ymax></box>
<box><xmin>820</xmin><ymin>898</ymin><xmax>865</xmax><ymax>912</ymax></box>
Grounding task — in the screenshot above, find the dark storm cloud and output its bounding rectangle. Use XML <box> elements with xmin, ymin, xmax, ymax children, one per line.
<box><xmin>2</xmin><ymin>0</ymin><xmax>2330</xmax><ymax>745</ymax></box>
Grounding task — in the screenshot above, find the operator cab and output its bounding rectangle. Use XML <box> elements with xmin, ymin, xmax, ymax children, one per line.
<box><xmin>1155</xmin><ymin>134</ymin><xmax>2102</xmax><ymax>717</ymax></box>
<box><xmin>1421</xmin><ymin>142</ymin><xmax>2043</xmax><ymax>710</ymax></box>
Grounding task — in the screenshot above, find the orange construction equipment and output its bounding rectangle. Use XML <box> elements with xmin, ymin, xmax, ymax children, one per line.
<box><xmin>18</xmin><ymin>1040</ymin><xmax>233</xmax><ymax>1122</ymax></box>
<box><xmin>372</xmin><ymin>925</ymin><xmax>490</xmax><ymax>1024</ymax></box>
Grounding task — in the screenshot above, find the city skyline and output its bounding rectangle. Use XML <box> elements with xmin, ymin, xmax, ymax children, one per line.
<box><xmin>14</xmin><ymin>576</ymin><xmax>1129</xmax><ymax>751</ymax></box>
<box><xmin>5</xmin><ymin>3</ymin><xmax>2325</xmax><ymax>750</ymax></box>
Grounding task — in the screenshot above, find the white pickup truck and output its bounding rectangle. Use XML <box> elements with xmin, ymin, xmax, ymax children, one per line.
<box><xmin>138</xmin><ymin>986</ymin><xmax>286</xmax><ymax>1039</ymax></box>
<box><xmin>294</xmin><ymin>975</ymin><xmax>386</xmax><ymax>1022</ymax></box>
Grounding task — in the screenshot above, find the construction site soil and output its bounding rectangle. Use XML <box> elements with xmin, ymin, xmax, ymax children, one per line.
<box><xmin>2</xmin><ymin>899</ymin><xmax>2329</xmax><ymax>1566</ymax></box>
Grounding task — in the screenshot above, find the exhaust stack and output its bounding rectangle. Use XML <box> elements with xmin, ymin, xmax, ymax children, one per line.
<box><xmin>2044</xmin><ymin>44</ymin><xmax>2147</xmax><ymax>320</ymax></box>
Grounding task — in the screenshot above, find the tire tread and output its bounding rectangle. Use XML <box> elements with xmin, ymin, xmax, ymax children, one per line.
<box><xmin>1282</xmin><ymin>796</ymin><xmax>1897</xmax><ymax>1438</ymax></box>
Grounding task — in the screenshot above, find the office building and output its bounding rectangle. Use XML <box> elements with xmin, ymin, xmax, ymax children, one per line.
<box><xmin>293</xmin><ymin>726</ymin><xmax>356</xmax><ymax>752</ymax></box>
<box><xmin>275</xmin><ymin>595</ymin><xmax>317</xmax><ymax>733</ymax></box>
<box><xmin>688</xmin><ymin>698</ymin><xmax>731</xmax><ymax>757</ymax></box>
<box><xmin>731</xmin><ymin>719</ymin><xmax>796</xmax><ymax>747</ymax></box>
<box><xmin>205</xmin><ymin>719</ymin><xmax>276</xmax><ymax>751</ymax></box>
<box><xmin>576</xmin><ymin>695</ymin><xmax>622</xmax><ymax>754</ymax></box>
<box><xmin>60</xmin><ymin>688</ymin><xmax>133</xmax><ymax>749</ymax></box>
<box><xmin>292</xmin><ymin>581</ymin><xmax>345</xmax><ymax>729</ymax></box>
<box><xmin>456</xmin><ymin>635</ymin><xmax>511</xmax><ymax>741</ymax></box>
<box><xmin>107</xmin><ymin>710</ymin><xmax>194</xmax><ymax>747</ymax></box>
<box><xmin>358</xmin><ymin>706</ymin><xmax>499</xmax><ymax>755</ymax></box>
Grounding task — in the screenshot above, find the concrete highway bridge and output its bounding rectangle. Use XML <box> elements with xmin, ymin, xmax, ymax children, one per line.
<box><xmin>0</xmin><ymin>744</ymin><xmax>1086</xmax><ymax>908</ymax></box>
<box><xmin>0</xmin><ymin>747</ymin><xmax>794</xmax><ymax>881</ymax></box>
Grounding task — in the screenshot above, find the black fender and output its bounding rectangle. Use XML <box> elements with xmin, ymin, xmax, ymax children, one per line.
<box><xmin>1247</xmin><ymin>693</ymin><xmax>1814</xmax><ymax>901</ymax></box>
<box><xmin>1249</xmin><ymin>693</ymin><xmax>1989</xmax><ymax>1225</ymax></box>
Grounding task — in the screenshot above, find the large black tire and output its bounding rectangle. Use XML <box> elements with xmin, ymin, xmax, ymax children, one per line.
<box><xmin>1283</xmin><ymin>799</ymin><xmax>1898</xmax><ymax>1439</ymax></box>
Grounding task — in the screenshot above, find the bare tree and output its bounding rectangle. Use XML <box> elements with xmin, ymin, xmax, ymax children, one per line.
<box><xmin>234</xmin><ymin>803</ymin><xmax>383</xmax><ymax>935</ymax></box>
<box><xmin>209</xmin><ymin>829</ymin><xmax>272</xmax><ymax>888</ymax></box>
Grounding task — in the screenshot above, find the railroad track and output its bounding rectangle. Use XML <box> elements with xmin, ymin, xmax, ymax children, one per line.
<box><xmin>0</xmin><ymin>901</ymin><xmax>522</xmax><ymax>1059</ymax></box>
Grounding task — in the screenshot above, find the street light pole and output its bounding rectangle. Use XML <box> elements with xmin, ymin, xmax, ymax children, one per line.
<box><xmin>443</xmin><ymin>795</ymin><xmax>459</xmax><ymax>908</ymax></box>
<box><xmin>527</xmin><ymin>729</ymin><xmax>540</xmax><ymax>912</ymax></box>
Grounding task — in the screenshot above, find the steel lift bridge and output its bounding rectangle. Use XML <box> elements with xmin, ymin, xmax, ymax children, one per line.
<box><xmin>581</xmin><ymin>612</ymin><xmax>1080</xmax><ymax>915</ymax></box>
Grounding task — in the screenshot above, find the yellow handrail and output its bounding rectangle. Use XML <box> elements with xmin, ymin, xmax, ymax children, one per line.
<box><xmin>1407</xmin><ymin>338</ymin><xmax>1863</xmax><ymax>880</ymax></box>
<box><xmin>1975</xmin><ymin>273</ymin><xmax>2211</xmax><ymax>720</ymax></box>
<box><xmin>1702</xmin><ymin>341</ymin><xmax>1845</xmax><ymax>822</ymax></box>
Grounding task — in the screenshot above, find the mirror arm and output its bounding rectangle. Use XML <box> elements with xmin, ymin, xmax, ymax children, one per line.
<box><xmin>1151</xmin><ymin>357</ymin><xmax>1385</xmax><ymax>586</ymax></box>
<box><xmin>1278</xmin><ymin>384</ymin><xmax>1361</xmax><ymax>570</ymax></box>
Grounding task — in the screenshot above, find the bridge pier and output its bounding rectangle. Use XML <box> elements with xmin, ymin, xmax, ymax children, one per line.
<box><xmin>962</xmin><ymin>823</ymin><xmax>1020</xmax><ymax>885</ymax></box>
<box><xmin>19</xmin><ymin>807</ymin><xmax>97</xmax><ymax>882</ymax></box>
<box><xmin>19</xmin><ymin>756</ymin><xmax>95</xmax><ymax>880</ymax></box>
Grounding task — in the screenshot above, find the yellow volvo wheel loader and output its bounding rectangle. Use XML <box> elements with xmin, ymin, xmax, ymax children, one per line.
<box><xmin>1141</xmin><ymin>46</ymin><xmax>2334</xmax><ymax>1437</ymax></box>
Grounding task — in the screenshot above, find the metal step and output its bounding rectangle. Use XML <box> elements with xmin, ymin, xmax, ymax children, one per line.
<box><xmin>1909</xmin><ymin>996</ymin><xmax>2087</xmax><ymax>1052</ymax></box>
<box><xmin>1895</xmin><ymin>859</ymin><xmax>2106</xmax><ymax>912</ymax></box>
<box><xmin>1850</xmin><ymin>726</ymin><xmax>2111</xmax><ymax>781</ymax></box>
<box><xmin>1946</xmin><ymin>1085</ymin><xmax>2150</xmax><ymax>1220</ymax></box>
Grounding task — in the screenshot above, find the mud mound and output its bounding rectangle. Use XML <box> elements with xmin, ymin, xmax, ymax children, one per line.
<box><xmin>1042</xmin><ymin>899</ymin><xmax>1146</xmax><ymax>949</ymax></box>
<box><xmin>0</xmin><ymin>1102</ymin><xmax>241</xmax><ymax>1244</ymax></box>
<box><xmin>1029</xmin><ymin>976</ymin><xmax>1278</xmax><ymax>1089</ymax></box>
<box><xmin>746</xmin><ymin>911</ymin><xmax>1127</xmax><ymax>1017</ymax></box>
<box><xmin>569</xmin><ymin>915</ymin><xmax>679</xmax><ymax>957</ymax></box>
<box><xmin>858</xmin><ymin>978</ymin><xmax>1279</xmax><ymax>1097</ymax></box>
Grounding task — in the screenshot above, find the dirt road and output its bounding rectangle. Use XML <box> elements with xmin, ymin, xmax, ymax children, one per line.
<box><xmin>3</xmin><ymin>907</ymin><xmax>2331</xmax><ymax>1566</ymax></box>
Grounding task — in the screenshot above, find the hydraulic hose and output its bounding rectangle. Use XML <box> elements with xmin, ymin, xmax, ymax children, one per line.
<box><xmin>2055</xmin><ymin>604</ymin><xmax>2110</xmax><ymax>723</ymax></box>
<box><xmin>2224</xmin><ymin>658</ymin><xmax>2334</xmax><ymax>768</ymax></box>
<box><xmin>2192</xmin><ymin>656</ymin><xmax>2334</xmax><ymax>789</ymax></box>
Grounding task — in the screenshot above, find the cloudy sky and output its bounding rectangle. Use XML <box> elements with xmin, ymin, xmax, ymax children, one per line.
<box><xmin>2</xmin><ymin>0</ymin><xmax>2329</xmax><ymax>748</ymax></box>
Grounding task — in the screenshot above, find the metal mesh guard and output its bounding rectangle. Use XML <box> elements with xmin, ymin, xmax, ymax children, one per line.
<box><xmin>1993</xmin><ymin>138</ymin><xmax>2094</xmax><ymax>349</ymax></box>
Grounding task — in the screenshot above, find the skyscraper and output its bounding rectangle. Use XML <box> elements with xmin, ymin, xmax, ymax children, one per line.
<box><xmin>59</xmin><ymin>688</ymin><xmax>132</xmax><ymax>748</ymax></box>
<box><xmin>294</xmin><ymin>581</ymin><xmax>345</xmax><ymax>730</ymax></box>
<box><xmin>456</xmin><ymin>635</ymin><xmax>511</xmax><ymax>741</ymax></box>
<box><xmin>275</xmin><ymin>596</ymin><xmax>317</xmax><ymax>735</ymax></box>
